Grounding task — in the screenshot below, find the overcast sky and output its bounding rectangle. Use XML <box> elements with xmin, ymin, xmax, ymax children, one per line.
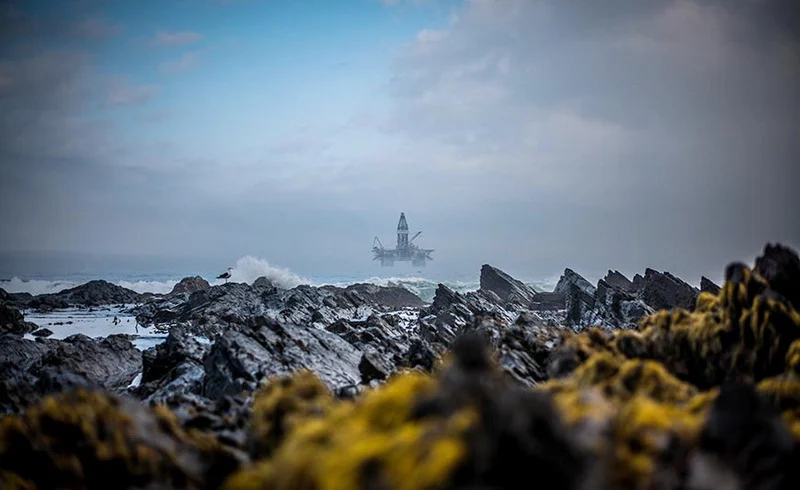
<box><xmin>0</xmin><ymin>0</ymin><xmax>798</xmax><ymax>284</ymax></box>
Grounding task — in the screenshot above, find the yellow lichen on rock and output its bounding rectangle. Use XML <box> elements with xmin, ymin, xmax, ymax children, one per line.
<box><xmin>226</xmin><ymin>371</ymin><xmax>472</xmax><ymax>490</ymax></box>
<box><xmin>248</xmin><ymin>369</ymin><xmax>335</xmax><ymax>459</ymax></box>
<box><xmin>0</xmin><ymin>389</ymin><xmax>239</xmax><ymax>490</ymax></box>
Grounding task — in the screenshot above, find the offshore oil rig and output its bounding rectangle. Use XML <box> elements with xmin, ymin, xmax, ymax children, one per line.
<box><xmin>372</xmin><ymin>213</ymin><xmax>434</xmax><ymax>267</ymax></box>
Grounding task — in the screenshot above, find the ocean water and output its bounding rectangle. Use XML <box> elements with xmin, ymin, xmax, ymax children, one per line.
<box><xmin>0</xmin><ymin>254</ymin><xmax>562</xmax><ymax>303</ymax></box>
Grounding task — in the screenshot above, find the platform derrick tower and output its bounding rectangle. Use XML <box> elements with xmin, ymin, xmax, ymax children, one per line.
<box><xmin>372</xmin><ymin>213</ymin><xmax>434</xmax><ymax>267</ymax></box>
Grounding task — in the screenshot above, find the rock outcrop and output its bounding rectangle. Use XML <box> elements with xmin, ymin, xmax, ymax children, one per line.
<box><xmin>602</xmin><ymin>269</ymin><xmax>635</xmax><ymax>293</ymax></box>
<box><xmin>168</xmin><ymin>276</ymin><xmax>211</xmax><ymax>297</ymax></box>
<box><xmin>699</xmin><ymin>276</ymin><xmax>721</xmax><ymax>295</ymax></box>
<box><xmin>479</xmin><ymin>264</ymin><xmax>538</xmax><ymax>306</ymax></box>
<box><xmin>0</xmin><ymin>302</ymin><xmax>36</xmax><ymax>335</ymax></box>
<box><xmin>133</xmin><ymin>281</ymin><xmax>423</xmax><ymax>336</ymax></box>
<box><xmin>26</xmin><ymin>280</ymin><xmax>142</xmax><ymax>310</ymax></box>
<box><xmin>636</xmin><ymin>268</ymin><xmax>699</xmax><ymax>311</ymax></box>
<box><xmin>0</xmin><ymin>333</ymin><xmax>142</xmax><ymax>414</ymax></box>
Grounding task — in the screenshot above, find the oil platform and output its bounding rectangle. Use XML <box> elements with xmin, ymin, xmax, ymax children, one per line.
<box><xmin>372</xmin><ymin>213</ymin><xmax>434</xmax><ymax>267</ymax></box>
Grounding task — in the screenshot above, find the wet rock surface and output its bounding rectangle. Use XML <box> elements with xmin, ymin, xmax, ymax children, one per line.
<box><xmin>168</xmin><ymin>276</ymin><xmax>212</xmax><ymax>297</ymax></box>
<box><xmin>0</xmin><ymin>302</ymin><xmax>36</xmax><ymax>335</ymax></box>
<box><xmin>0</xmin><ymin>333</ymin><xmax>141</xmax><ymax>414</ymax></box>
<box><xmin>22</xmin><ymin>280</ymin><xmax>143</xmax><ymax>310</ymax></box>
<box><xmin>479</xmin><ymin>264</ymin><xmax>538</xmax><ymax>306</ymax></box>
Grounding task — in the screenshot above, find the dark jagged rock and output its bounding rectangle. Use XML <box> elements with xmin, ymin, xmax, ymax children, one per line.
<box><xmin>325</xmin><ymin>313</ymin><xmax>412</xmax><ymax>382</ymax></box>
<box><xmin>30</xmin><ymin>327</ymin><xmax>53</xmax><ymax>337</ymax></box>
<box><xmin>398</xmin><ymin>338</ymin><xmax>438</xmax><ymax>371</ymax></box>
<box><xmin>530</xmin><ymin>291</ymin><xmax>566</xmax><ymax>310</ymax></box>
<box><xmin>479</xmin><ymin>264</ymin><xmax>538</xmax><ymax>306</ymax></box>
<box><xmin>554</xmin><ymin>269</ymin><xmax>598</xmax><ymax>327</ymax></box>
<box><xmin>28</xmin><ymin>279</ymin><xmax>142</xmax><ymax>310</ymax></box>
<box><xmin>688</xmin><ymin>382</ymin><xmax>797</xmax><ymax>490</ymax></box>
<box><xmin>637</xmin><ymin>268</ymin><xmax>699</xmax><ymax>311</ymax></box>
<box><xmin>134</xmin><ymin>281</ymin><xmax>423</xmax><ymax>335</ymax></box>
<box><xmin>590</xmin><ymin>279</ymin><xmax>653</xmax><ymax>329</ymax></box>
<box><xmin>700</xmin><ymin>276</ymin><xmax>721</xmax><ymax>295</ymax></box>
<box><xmin>0</xmin><ymin>363</ymin><xmax>95</xmax><ymax>415</ymax></box>
<box><xmin>135</xmin><ymin>326</ymin><xmax>211</xmax><ymax>404</ymax></box>
<box><xmin>0</xmin><ymin>335</ymin><xmax>56</xmax><ymax>371</ymax></box>
<box><xmin>0</xmin><ymin>334</ymin><xmax>138</xmax><ymax>414</ymax></box>
<box><xmin>203</xmin><ymin>316</ymin><xmax>362</xmax><ymax>399</ymax></box>
<box><xmin>33</xmin><ymin>333</ymin><xmax>142</xmax><ymax>392</ymax></box>
<box><xmin>168</xmin><ymin>276</ymin><xmax>211</xmax><ymax>297</ymax></box>
<box><xmin>0</xmin><ymin>302</ymin><xmax>36</xmax><ymax>335</ymax></box>
<box><xmin>341</xmin><ymin>283</ymin><xmax>424</xmax><ymax>309</ymax></box>
<box><xmin>555</xmin><ymin>268</ymin><xmax>597</xmax><ymax>297</ymax></box>
<box><xmin>754</xmin><ymin>242</ymin><xmax>800</xmax><ymax>309</ymax></box>
<box><xmin>464</xmin><ymin>315</ymin><xmax>566</xmax><ymax>386</ymax></box>
<box><xmin>603</xmin><ymin>270</ymin><xmax>635</xmax><ymax>293</ymax></box>
<box><xmin>0</xmin><ymin>288</ymin><xmax>33</xmax><ymax>309</ymax></box>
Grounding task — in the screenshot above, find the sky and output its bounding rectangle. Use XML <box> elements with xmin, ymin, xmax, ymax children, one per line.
<box><xmin>0</xmin><ymin>0</ymin><xmax>798</xmax><ymax>285</ymax></box>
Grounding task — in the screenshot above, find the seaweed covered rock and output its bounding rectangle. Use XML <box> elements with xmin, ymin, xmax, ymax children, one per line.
<box><xmin>225</xmin><ymin>334</ymin><xmax>591</xmax><ymax>490</ymax></box>
<box><xmin>0</xmin><ymin>389</ymin><xmax>241</xmax><ymax>489</ymax></box>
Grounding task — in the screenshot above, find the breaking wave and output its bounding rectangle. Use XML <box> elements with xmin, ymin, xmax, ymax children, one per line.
<box><xmin>117</xmin><ymin>280</ymin><xmax>179</xmax><ymax>295</ymax></box>
<box><xmin>214</xmin><ymin>256</ymin><xmax>309</xmax><ymax>289</ymax></box>
<box><xmin>0</xmin><ymin>277</ymin><xmax>79</xmax><ymax>295</ymax></box>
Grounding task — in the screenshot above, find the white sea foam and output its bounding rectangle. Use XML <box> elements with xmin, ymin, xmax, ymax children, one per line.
<box><xmin>117</xmin><ymin>279</ymin><xmax>179</xmax><ymax>295</ymax></box>
<box><xmin>0</xmin><ymin>277</ymin><xmax>78</xmax><ymax>295</ymax></box>
<box><xmin>212</xmin><ymin>255</ymin><xmax>309</xmax><ymax>289</ymax></box>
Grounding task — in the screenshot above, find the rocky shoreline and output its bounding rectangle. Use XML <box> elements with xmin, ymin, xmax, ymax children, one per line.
<box><xmin>1</xmin><ymin>244</ymin><xmax>796</xmax><ymax>489</ymax></box>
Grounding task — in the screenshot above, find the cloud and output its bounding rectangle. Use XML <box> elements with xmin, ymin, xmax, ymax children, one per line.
<box><xmin>159</xmin><ymin>50</ymin><xmax>204</xmax><ymax>74</ymax></box>
<box><xmin>103</xmin><ymin>80</ymin><xmax>159</xmax><ymax>107</ymax></box>
<box><xmin>151</xmin><ymin>30</ymin><xmax>203</xmax><ymax>47</ymax></box>
<box><xmin>361</xmin><ymin>0</ymin><xmax>800</xmax><ymax>279</ymax></box>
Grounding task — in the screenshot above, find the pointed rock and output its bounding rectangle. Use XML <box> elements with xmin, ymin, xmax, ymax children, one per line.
<box><xmin>700</xmin><ymin>276</ymin><xmax>721</xmax><ymax>296</ymax></box>
<box><xmin>479</xmin><ymin>264</ymin><xmax>537</xmax><ymax>306</ymax></box>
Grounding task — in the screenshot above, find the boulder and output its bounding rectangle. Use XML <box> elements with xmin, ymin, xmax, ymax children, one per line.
<box><xmin>0</xmin><ymin>302</ymin><xmax>37</xmax><ymax>335</ymax></box>
<box><xmin>33</xmin><ymin>333</ymin><xmax>142</xmax><ymax>392</ymax></box>
<box><xmin>168</xmin><ymin>276</ymin><xmax>211</xmax><ymax>297</ymax></box>
<box><xmin>479</xmin><ymin>264</ymin><xmax>538</xmax><ymax>306</ymax></box>
<box><xmin>202</xmin><ymin>317</ymin><xmax>362</xmax><ymax>399</ymax></box>
<box><xmin>28</xmin><ymin>280</ymin><xmax>142</xmax><ymax>309</ymax></box>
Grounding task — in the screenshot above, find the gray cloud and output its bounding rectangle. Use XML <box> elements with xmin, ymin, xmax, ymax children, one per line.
<box><xmin>1</xmin><ymin>0</ymin><xmax>798</xmax><ymax>284</ymax></box>
<box><xmin>357</xmin><ymin>0</ymin><xmax>800</xmax><ymax>282</ymax></box>
<box><xmin>151</xmin><ymin>30</ymin><xmax>203</xmax><ymax>47</ymax></box>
